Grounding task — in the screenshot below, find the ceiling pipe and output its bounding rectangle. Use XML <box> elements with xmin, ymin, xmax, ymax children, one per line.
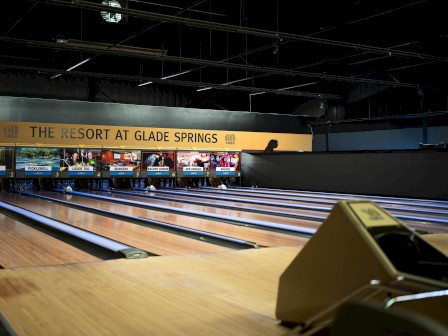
<box><xmin>0</xmin><ymin>36</ymin><xmax>417</xmax><ymax>88</ymax></box>
<box><xmin>0</xmin><ymin>63</ymin><xmax>341</xmax><ymax>99</ymax></box>
<box><xmin>34</xmin><ymin>0</ymin><xmax>448</xmax><ymax>63</ymax></box>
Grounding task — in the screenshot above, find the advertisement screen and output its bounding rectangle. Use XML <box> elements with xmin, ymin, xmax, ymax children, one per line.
<box><xmin>101</xmin><ymin>149</ymin><xmax>141</xmax><ymax>177</ymax></box>
<box><xmin>0</xmin><ymin>147</ymin><xmax>14</xmax><ymax>178</ymax></box>
<box><xmin>141</xmin><ymin>151</ymin><xmax>176</xmax><ymax>177</ymax></box>
<box><xmin>59</xmin><ymin>148</ymin><xmax>102</xmax><ymax>178</ymax></box>
<box><xmin>176</xmin><ymin>151</ymin><xmax>210</xmax><ymax>177</ymax></box>
<box><xmin>15</xmin><ymin>147</ymin><xmax>60</xmax><ymax>177</ymax></box>
<box><xmin>210</xmin><ymin>151</ymin><xmax>241</xmax><ymax>177</ymax></box>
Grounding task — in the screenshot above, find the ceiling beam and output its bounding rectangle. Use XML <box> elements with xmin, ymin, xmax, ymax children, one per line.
<box><xmin>0</xmin><ymin>63</ymin><xmax>341</xmax><ymax>99</ymax></box>
<box><xmin>0</xmin><ymin>36</ymin><xmax>418</xmax><ymax>88</ymax></box>
<box><xmin>35</xmin><ymin>0</ymin><xmax>448</xmax><ymax>63</ymax></box>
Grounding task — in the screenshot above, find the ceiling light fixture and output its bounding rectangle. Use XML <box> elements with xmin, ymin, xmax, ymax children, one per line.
<box><xmin>137</xmin><ymin>81</ymin><xmax>153</xmax><ymax>87</ymax></box>
<box><xmin>50</xmin><ymin>58</ymin><xmax>91</xmax><ymax>79</ymax></box>
<box><xmin>55</xmin><ymin>38</ymin><xmax>167</xmax><ymax>56</ymax></box>
<box><xmin>160</xmin><ymin>69</ymin><xmax>192</xmax><ymax>80</ymax></box>
<box><xmin>277</xmin><ymin>81</ymin><xmax>320</xmax><ymax>91</ymax></box>
<box><xmin>222</xmin><ymin>76</ymin><xmax>254</xmax><ymax>86</ymax></box>
<box><xmin>249</xmin><ymin>92</ymin><xmax>266</xmax><ymax>96</ymax></box>
<box><xmin>197</xmin><ymin>87</ymin><xmax>212</xmax><ymax>92</ymax></box>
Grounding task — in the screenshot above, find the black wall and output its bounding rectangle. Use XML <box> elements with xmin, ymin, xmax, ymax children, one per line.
<box><xmin>241</xmin><ymin>151</ymin><xmax>448</xmax><ymax>200</ymax></box>
<box><xmin>0</xmin><ymin>96</ymin><xmax>307</xmax><ymax>133</ymax></box>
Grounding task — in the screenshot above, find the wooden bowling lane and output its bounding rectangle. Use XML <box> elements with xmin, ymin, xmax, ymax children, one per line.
<box><xmin>258</xmin><ymin>187</ymin><xmax>448</xmax><ymax>206</ymax></box>
<box><xmin>0</xmin><ymin>213</ymin><xmax>101</xmax><ymax>269</ymax></box>
<box><xmin>122</xmin><ymin>189</ymin><xmax>448</xmax><ymax>235</ymax></box>
<box><xmin>125</xmin><ymin>189</ymin><xmax>329</xmax><ymax>220</ymax></box>
<box><xmin>0</xmin><ymin>246</ymin><xmax>302</xmax><ymax>336</ymax></box>
<box><xmin>35</xmin><ymin>191</ymin><xmax>310</xmax><ymax>248</ymax></box>
<box><xmin>164</xmin><ymin>188</ymin><xmax>448</xmax><ymax>231</ymax></box>
<box><xmin>155</xmin><ymin>188</ymin><xmax>333</xmax><ymax>213</ymax></box>
<box><xmin>90</xmin><ymin>190</ymin><xmax>321</xmax><ymax>232</ymax></box>
<box><xmin>148</xmin><ymin>189</ymin><xmax>448</xmax><ymax>225</ymax></box>
<box><xmin>183</xmin><ymin>187</ymin><xmax>436</xmax><ymax>210</ymax></box>
<box><xmin>219</xmin><ymin>187</ymin><xmax>448</xmax><ymax>212</ymax></box>
<box><xmin>0</xmin><ymin>193</ymin><xmax>233</xmax><ymax>256</ymax></box>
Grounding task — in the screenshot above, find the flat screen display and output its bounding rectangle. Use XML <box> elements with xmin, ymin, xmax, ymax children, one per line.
<box><xmin>141</xmin><ymin>151</ymin><xmax>176</xmax><ymax>177</ymax></box>
<box><xmin>176</xmin><ymin>151</ymin><xmax>210</xmax><ymax>177</ymax></box>
<box><xmin>59</xmin><ymin>148</ymin><xmax>102</xmax><ymax>177</ymax></box>
<box><xmin>15</xmin><ymin>147</ymin><xmax>60</xmax><ymax>177</ymax></box>
<box><xmin>209</xmin><ymin>151</ymin><xmax>241</xmax><ymax>177</ymax></box>
<box><xmin>0</xmin><ymin>146</ymin><xmax>14</xmax><ymax>178</ymax></box>
<box><xmin>101</xmin><ymin>149</ymin><xmax>141</xmax><ymax>177</ymax></box>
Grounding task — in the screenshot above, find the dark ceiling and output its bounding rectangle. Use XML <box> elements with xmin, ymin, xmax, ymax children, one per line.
<box><xmin>1</xmin><ymin>0</ymin><xmax>448</xmax><ymax>119</ymax></box>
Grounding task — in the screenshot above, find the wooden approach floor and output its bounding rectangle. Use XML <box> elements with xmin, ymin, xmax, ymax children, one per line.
<box><xmin>0</xmin><ymin>246</ymin><xmax>302</xmax><ymax>336</ymax></box>
<box><xmin>1</xmin><ymin>189</ymin><xmax>448</xmax><ymax>335</ymax></box>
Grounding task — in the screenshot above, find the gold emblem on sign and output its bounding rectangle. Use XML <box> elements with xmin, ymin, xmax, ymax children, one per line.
<box><xmin>225</xmin><ymin>134</ymin><xmax>236</xmax><ymax>145</ymax></box>
<box><xmin>3</xmin><ymin>125</ymin><xmax>19</xmax><ymax>138</ymax></box>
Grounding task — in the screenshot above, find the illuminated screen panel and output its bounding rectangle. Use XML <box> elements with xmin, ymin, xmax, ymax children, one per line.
<box><xmin>59</xmin><ymin>148</ymin><xmax>102</xmax><ymax>178</ymax></box>
<box><xmin>15</xmin><ymin>147</ymin><xmax>60</xmax><ymax>177</ymax></box>
<box><xmin>209</xmin><ymin>151</ymin><xmax>241</xmax><ymax>177</ymax></box>
<box><xmin>176</xmin><ymin>151</ymin><xmax>211</xmax><ymax>177</ymax></box>
<box><xmin>0</xmin><ymin>146</ymin><xmax>15</xmax><ymax>178</ymax></box>
<box><xmin>101</xmin><ymin>149</ymin><xmax>141</xmax><ymax>178</ymax></box>
<box><xmin>141</xmin><ymin>151</ymin><xmax>176</xmax><ymax>178</ymax></box>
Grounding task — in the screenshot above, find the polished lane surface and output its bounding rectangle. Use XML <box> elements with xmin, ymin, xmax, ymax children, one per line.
<box><xmin>0</xmin><ymin>192</ymin><xmax>234</xmax><ymax>256</ymax></box>
<box><xmin>33</xmin><ymin>190</ymin><xmax>311</xmax><ymax>248</ymax></box>
<box><xmin>0</xmin><ymin>212</ymin><xmax>102</xmax><ymax>269</ymax></box>
<box><xmin>87</xmin><ymin>189</ymin><xmax>322</xmax><ymax>231</ymax></box>
<box><xmin>160</xmin><ymin>187</ymin><xmax>448</xmax><ymax>232</ymax></box>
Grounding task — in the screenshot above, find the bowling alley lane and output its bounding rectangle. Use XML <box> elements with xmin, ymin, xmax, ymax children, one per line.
<box><xmin>0</xmin><ymin>192</ymin><xmax>233</xmax><ymax>256</ymax></box>
<box><xmin>207</xmin><ymin>187</ymin><xmax>448</xmax><ymax>213</ymax></box>
<box><xmin>87</xmin><ymin>189</ymin><xmax>322</xmax><ymax>230</ymax></box>
<box><xmin>0</xmin><ymin>191</ymin><xmax>316</xmax><ymax>251</ymax></box>
<box><xmin>159</xmin><ymin>188</ymin><xmax>448</xmax><ymax>232</ymax></box>
<box><xmin>43</xmin><ymin>192</ymin><xmax>312</xmax><ymax>247</ymax></box>
<box><xmin>0</xmin><ymin>213</ymin><xmax>102</xmax><ymax>269</ymax></box>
